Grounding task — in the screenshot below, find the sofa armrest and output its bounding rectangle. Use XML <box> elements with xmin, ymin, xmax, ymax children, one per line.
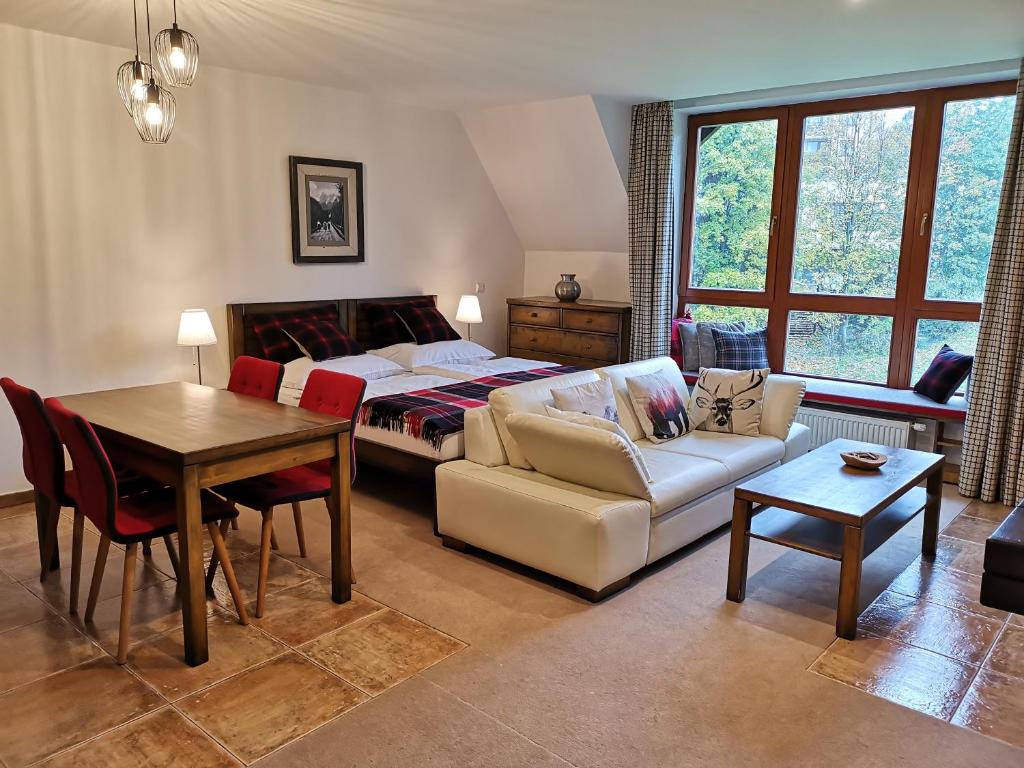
<box><xmin>464</xmin><ymin>406</ymin><xmax>507</xmax><ymax>467</ymax></box>
<box><xmin>783</xmin><ymin>422</ymin><xmax>811</xmax><ymax>463</ymax></box>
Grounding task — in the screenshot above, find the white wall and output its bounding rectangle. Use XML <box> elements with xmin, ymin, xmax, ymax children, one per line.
<box><xmin>0</xmin><ymin>24</ymin><xmax>524</xmax><ymax>494</ymax></box>
<box><xmin>524</xmin><ymin>251</ymin><xmax>629</xmax><ymax>302</ymax></box>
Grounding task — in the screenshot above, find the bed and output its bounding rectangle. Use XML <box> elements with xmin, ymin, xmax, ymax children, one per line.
<box><xmin>226</xmin><ymin>296</ymin><xmax>570</xmax><ymax>479</ymax></box>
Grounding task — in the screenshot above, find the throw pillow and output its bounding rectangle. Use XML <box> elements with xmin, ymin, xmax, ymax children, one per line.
<box><xmin>696</xmin><ymin>321</ymin><xmax>745</xmax><ymax>368</ymax></box>
<box><xmin>282</xmin><ymin>321</ymin><xmax>365</xmax><ymax>362</ymax></box>
<box><xmin>711</xmin><ymin>327</ymin><xmax>769</xmax><ymax>370</ymax></box>
<box><xmin>362</xmin><ymin>298</ymin><xmax>434</xmax><ymax>348</ymax></box>
<box><xmin>679</xmin><ymin>323</ymin><xmax>700</xmax><ymax>372</ymax></box>
<box><xmin>550</xmin><ymin>379</ymin><xmax>619</xmax><ymax>422</ymax></box>
<box><xmin>913</xmin><ymin>344</ymin><xmax>974</xmax><ymax>404</ymax></box>
<box><xmin>394</xmin><ymin>305</ymin><xmax>461</xmax><ymax>344</ymax></box>
<box><xmin>670</xmin><ymin>318</ymin><xmax>692</xmax><ymax>370</ymax></box>
<box><xmin>688</xmin><ymin>368</ymin><xmax>769</xmax><ymax>436</ymax></box>
<box><xmin>250</xmin><ymin>307</ymin><xmax>340</xmax><ymax>364</ymax></box>
<box><xmin>544</xmin><ymin>406</ymin><xmax>651</xmax><ymax>481</ymax></box>
<box><xmin>624</xmin><ymin>371</ymin><xmax>693</xmax><ymax>443</ymax></box>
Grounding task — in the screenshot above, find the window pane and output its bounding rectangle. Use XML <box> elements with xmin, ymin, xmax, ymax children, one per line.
<box><xmin>912</xmin><ymin>319</ymin><xmax>979</xmax><ymax>384</ymax></box>
<box><xmin>690</xmin><ymin>120</ymin><xmax>777</xmax><ymax>291</ymax></box>
<box><xmin>791</xmin><ymin>108</ymin><xmax>915</xmax><ymax>297</ymax></box>
<box><xmin>689</xmin><ymin>304</ymin><xmax>769</xmax><ymax>328</ymax></box>
<box><xmin>784</xmin><ymin>311</ymin><xmax>893</xmax><ymax>383</ymax></box>
<box><xmin>925</xmin><ymin>95</ymin><xmax>1016</xmax><ymax>302</ymax></box>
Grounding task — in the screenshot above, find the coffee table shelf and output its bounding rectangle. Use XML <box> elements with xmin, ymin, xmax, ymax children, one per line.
<box><xmin>749</xmin><ymin>487</ymin><xmax>926</xmax><ymax>561</ymax></box>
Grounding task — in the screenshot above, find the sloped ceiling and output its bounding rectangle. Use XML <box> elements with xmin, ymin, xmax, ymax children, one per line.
<box><xmin>461</xmin><ymin>95</ymin><xmax>627</xmax><ymax>253</ymax></box>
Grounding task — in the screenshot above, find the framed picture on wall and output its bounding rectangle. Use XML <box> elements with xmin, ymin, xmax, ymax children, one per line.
<box><xmin>289</xmin><ymin>156</ymin><xmax>365</xmax><ymax>264</ymax></box>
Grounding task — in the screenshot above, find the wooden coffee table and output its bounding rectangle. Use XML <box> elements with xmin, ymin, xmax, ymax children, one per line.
<box><xmin>726</xmin><ymin>438</ymin><xmax>944</xmax><ymax>639</ymax></box>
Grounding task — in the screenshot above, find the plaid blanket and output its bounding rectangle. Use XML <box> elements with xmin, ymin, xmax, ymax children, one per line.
<box><xmin>358</xmin><ymin>366</ymin><xmax>581</xmax><ymax>451</ymax></box>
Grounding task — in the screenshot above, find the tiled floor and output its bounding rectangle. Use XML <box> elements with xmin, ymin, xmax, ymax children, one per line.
<box><xmin>0</xmin><ymin>502</ymin><xmax>465</xmax><ymax>767</ymax></box>
<box><xmin>812</xmin><ymin>496</ymin><xmax>1024</xmax><ymax>749</ymax></box>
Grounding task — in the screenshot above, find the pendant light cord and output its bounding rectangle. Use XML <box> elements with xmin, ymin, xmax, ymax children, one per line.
<box><xmin>132</xmin><ymin>0</ymin><xmax>140</xmax><ymax>58</ymax></box>
<box><xmin>145</xmin><ymin>0</ymin><xmax>154</xmax><ymax>66</ymax></box>
<box><xmin>173</xmin><ymin>0</ymin><xmax>178</xmax><ymax>23</ymax></box>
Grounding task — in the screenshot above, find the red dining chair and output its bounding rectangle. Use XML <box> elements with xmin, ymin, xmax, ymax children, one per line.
<box><xmin>45</xmin><ymin>398</ymin><xmax>249</xmax><ymax>664</ymax></box>
<box><xmin>227</xmin><ymin>356</ymin><xmax>284</xmax><ymax>401</ymax></box>
<box><xmin>211</xmin><ymin>369</ymin><xmax>366</xmax><ymax>616</ymax></box>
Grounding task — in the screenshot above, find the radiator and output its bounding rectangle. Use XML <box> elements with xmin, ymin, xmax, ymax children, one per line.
<box><xmin>794</xmin><ymin>406</ymin><xmax>913</xmax><ymax>450</ymax></box>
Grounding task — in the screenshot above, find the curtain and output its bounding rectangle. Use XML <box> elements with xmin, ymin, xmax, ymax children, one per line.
<box><xmin>959</xmin><ymin>62</ymin><xmax>1024</xmax><ymax>504</ymax></box>
<box><xmin>628</xmin><ymin>101</ymin><xmax>676</xmax><ymax>361</ymax></box>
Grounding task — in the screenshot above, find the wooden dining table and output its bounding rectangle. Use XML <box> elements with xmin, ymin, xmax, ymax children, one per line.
<box><xmin>49</xmin><ymin>381</ymin><xmax>352</xmax><ymax>666</ymax></box>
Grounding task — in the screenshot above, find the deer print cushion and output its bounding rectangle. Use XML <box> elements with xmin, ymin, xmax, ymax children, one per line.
<box><xmin>624</xmin><ymin>372</ymin><xmax>694</xmax><ymax>443</ymax></box>
<box><xmin>550</xmin><ymin>379</ymin><xmax>619</xmax><ymax>423</ymax></box>
<box><xmin>688</xmin><ymin>368</ymin><xmax>769</xmax><ymax>437</ymax></box>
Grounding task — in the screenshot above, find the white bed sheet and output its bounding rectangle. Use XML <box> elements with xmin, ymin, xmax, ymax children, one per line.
<box><xmin>412</xmin><ymin>357</ymin><xmax>560</xmax><ymax>381</ymax></box>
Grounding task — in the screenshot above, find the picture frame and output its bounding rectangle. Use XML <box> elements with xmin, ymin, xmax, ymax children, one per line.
<box><xmin>289</xmin><ymin>156</ymin><xmax>365</xmax><ymax>264</ymax></box>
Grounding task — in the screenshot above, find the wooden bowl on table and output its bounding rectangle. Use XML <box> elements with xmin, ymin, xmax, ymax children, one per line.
<box><xmin>840</xmin><ymin>450</ymin><xmax>888</xmax><ymax>471</ymax></box>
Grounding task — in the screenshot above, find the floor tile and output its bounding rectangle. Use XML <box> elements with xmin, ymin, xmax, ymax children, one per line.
<box><xmin>252</xmin><ymin>579</ymin><xmax>385</xmax><ymax>646</ymax></box>
<box><xmin>933</xmin><ymin>536</ymin><xmax>986</xmax><ymax>577</ymax></box>
<box><xmin>1011</xmin><ymin>613</ymin><xmax>1023</xmax><ymax>628</ymax></box>
<box><xmin>961</xmin><ymin>500</ymin><xmax>1012</xmax><ymax>524</ymax></box>
<box><xmin>70</xmin><ymin>580</ymin><xmax>195</xmax><ymax>656</ymax></box>
<box><xmin>128</xmin><ymin>610</ymin><xmax>286</xmax><ymax>700</ymax></box>
<box><xmin>144</xmin><ymin>532</ymin><xmax>261</xmax><ymax>580</ymax></box>
<box><xmin>888</xmin><ymin>557</ymin><xmax>1006</xmax><ymax>621</ymax></box>
<box><xmin>858</xmin><ymin>590</ymin><xmax>1002</xmax><ymax>665</ymax></box>
<box><xmin>984</xmin><ymin>625</ymin><xmax>1024</xmax><ymax>680</ymax></box>
<box><xmin>0</xmin><ymin>579</ymin><xmax>52</xmax><ymax>633</ymax></box>
<box><xmin>0</xmin><ymin>501</ymin><xmax>35</xmax><ymax>520</ymax></box>
<box><xmin>0</xmin><ymin>656</ymin><xmax>162</xmax><ymax>767</ymax></box>
<box><xmin>303</xmin><ymin>609</ymin><xmax>464</xmax><ymax>695</ymax></box>
<box><xmin>179</xmin><ymin>651</ymin><xmax>367</xmax><ymax>764</ymax></box>
<box><xmin>0</xmin><ymin>516</ymin><xmax>101</xmax><ymax>582</ymax></box>
<box><xmin>941</xmin><ymin>514</ymin><xmax>1001</xmax><ymax>544</ymax></box>
<box><xmin>0</xmin><ymin>615</ymin><xmax>103</xmax><ymax>693</ymax></box>
<box><xmin>811</xmin><ymin>633</ymin><xmax>975</xmax><ymax>719</ymax></box>
<box><xmin>952</xmin><ymin>668</ymin><xmax>1024</xmax><ymax>749</ymax></box>
<box><xmin>39</xmin><ymin>706</ymin><xmax>241</xmax><ymax>768</ymax></box>
<box><xmin>0</xmin><ymin>512</ymin><xmax>41</xmax><ymax>550</ymax></box>
<box><xmin>208</xmin><ymin>553</ymin><xmax>315</xmax><ymax>614</ymax></box>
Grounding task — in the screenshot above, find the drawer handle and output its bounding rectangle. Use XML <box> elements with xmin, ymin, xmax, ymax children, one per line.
<box><xmin>530</xmin><ymin>337</ymin><xmax>538</xmax><ymax>343</ymax></box>
<box><xmin>586</xmin><ymin>318</ymin><xmax>593</xmax><ymax>324</ymax></box>
<box><xmin>583</xmin><ymin>344</ymin><xmax>592</xmax><ymax>351</ymax></box>
<box><xmin>530</xmin><ymin>312</ymin><xmax>538</xmax><ymax>318</ymax></box>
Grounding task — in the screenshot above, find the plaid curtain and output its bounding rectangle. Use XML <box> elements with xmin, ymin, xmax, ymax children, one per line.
<box><xmin>628</xmin><ymin>101</ymin><xmax>675</xmax><ymax>361</ymax></box>
<box><xmin>959</xmin><ymin>62</ymin><xmax>1024</xmax><ymax>504</ymax></box>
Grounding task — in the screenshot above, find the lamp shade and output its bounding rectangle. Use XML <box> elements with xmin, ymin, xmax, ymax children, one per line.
<box><xmin>456</xmin><ymin>295</ymin><xmax>482</xmax><ymax>324</ymax></box>
<box><xmin>177</xmin><ymin>309</ymin><xmax>217</xmax><ymax>346</ymax></box>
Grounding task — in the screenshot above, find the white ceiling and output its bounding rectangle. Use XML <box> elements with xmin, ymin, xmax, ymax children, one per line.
<box><xmin>2</xmin><ymin>0</ymin><xmax>1022</xmax><ymax>110</ymax></box>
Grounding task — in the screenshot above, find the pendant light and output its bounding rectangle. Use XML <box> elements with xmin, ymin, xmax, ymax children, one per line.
<box><xmin>130</xmin><ymin>0</ymin><xmax>176</xmax><ymax>143</ymax></box>
<box><xmin>115</xmin><ymin>0</ymin><xmax>155</xmax><ymax>113</ymax></box>
<box><xmin>154</xmin><ymin>0</ymin><xmax>199</xmax><ymax>87</ymax></box>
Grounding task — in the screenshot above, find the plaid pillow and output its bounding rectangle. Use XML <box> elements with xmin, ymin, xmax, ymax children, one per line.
<box><xmin>913</xmin><ymin>344</ymin><xmax>973</xmax><ymax>404</ymax></box>
<box><xmin>362</xmin><ymin>299</ymin><xmax>434</xmax><ymax>347</ymax></box>
<box><xmin>282</xmin><ymin>321</ymin><xmax>364</xmax><ymax>362</ymax></box>
<box><xmin>250</xmin><ymin>307</ymin><xmax>339</xmax><ymax>363</ymax></box>
<box><xmin>710</xmin><ymin>327</ymin><xmax>769</xmax><ymax>370</ymax></box>
<box><xmin>394</xmin><ymin>305</ymin><xmax>461</xmax><ymax>344</ymax></box>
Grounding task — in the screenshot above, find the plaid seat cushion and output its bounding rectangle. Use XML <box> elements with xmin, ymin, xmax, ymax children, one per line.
<box><xmin>363</xmin><ymin>298</ymin><xmax>434</xmax><ymax>347</ymax></box>
<box><xmin>394</xmin><ymin>305</ymin><xmax>461</xmax><ymax>344</ymax></box>
<box><xmin>710</xmin><ymin>327</ymin><xmax>769</xmax><ymax>370</ymax></box>
<box><xmin>282</xmin><ymin>320</ymin><xmax>364</xmax><ymax>362</ymax></box>
<box><xmin>250</xmin><ymin>307</ymin><xmax>339</xmax><ymax>363</ymax></box>
<box><xmin>914</xmin><ymin>344</ymin><xmax>974</xmax><ymax>404</ymax></box>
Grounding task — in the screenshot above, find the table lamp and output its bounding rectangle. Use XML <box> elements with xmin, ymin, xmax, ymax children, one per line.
<box><xmin>177</xmin><ymin>308</ymin><xmax>217</xmax><ymax>385</ymax></box>
<box><xmin>456</xmin><ymin>295</ymin><xmax>483</xmax><ymax>341</ymax></box>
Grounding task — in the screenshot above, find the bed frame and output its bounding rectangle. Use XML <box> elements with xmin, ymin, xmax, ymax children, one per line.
<box><xmin>226</xmin><ymin>295</ymin><xmax>443</xmax><ymax>481</ymax></box>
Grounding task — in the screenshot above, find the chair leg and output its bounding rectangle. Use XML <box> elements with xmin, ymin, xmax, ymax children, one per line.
<box><xmin>142</xmin><ymin>539</ymin><xmax>152</xmax><ymax>557</ymax></box>
<box><xmin>116</xmin><ymin>543</ymin><xmax>139</xmax><ymax>664</ymax></box>
<box><xmin>69</xmin><ymin>511</ymin><xmax>85</xmax><ymax>614</ymax></box>
<box><xmin>162</xmin><ymin>535</ymin><xmax>180</xmax><ymax>580</ymax></box>
<box><xmin>291</xmin><ymin>502</ymin><xmax>307</xmax><ymax>558</ymax></box>
<box><xmin>205</xmin><ymin>516</ymin><xmax>234</xmax><ymax>592</ymax></box>
<box><xmin>39</xmin><ymin>505</ymin><xmax>61</xmax><ymax>583</ymax></box>
<box><xmin>326</xmin><ymin>497</ymin><xmax>356</xmax><ymax>584</ymax></box>
<box><xmin>257</xmin><ymin>508</ymin><xmax>274</xmax><ymax>618</ymax></box>
<box><xmin>85</xmin><ymin>536</ymin><xmax>111</xmax><ymax>622</ymax></box>
<box><xmin>230</xmin><ymin>517</ymin><xmax>239</xmax><ymax>531</ymax></box>
<box><xmin>208</xmin><ymin>523</ymin><xmax>248</xmax><ymax>625</ymax></box>
<box><xmin>270</xmin><ymin>527</ymin><xmax>279</xmax><ymax>551</ymax></box>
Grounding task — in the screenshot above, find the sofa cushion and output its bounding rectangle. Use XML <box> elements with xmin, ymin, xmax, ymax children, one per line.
<box><xmin>643</xmin><ymin>431</ymin><xmax>785</xmax><ymax>482</ymax></box>
<box><xmin>488</xmin><ymin>370</ymin><xmax>600</xmax><ymax>469</ymax></box>
<box><xmin>597</xmin><ymin>357</ymin><xmax>689</xmax><ymax>442</ymax></box>
<box><xmin>464</xmin><ymin>406</ymin><xmax>507</xmax><ymax>467</ymax></box>
<box><xmin>637</xmin><ymin>448</ymin><xmax>731</xmax><ymax>517</ymax></box>
<box><xmin>625</xmin><ymin>371</ymin><xmax>694</xmax><ymax>442</ymax></box>
<box><xmin>544</xmin><ymin>407</ymin><xmax>651</xmax><ymax>481</ymax></box>
<box><xmin>551</xmin><ymin>378</ymin><xmax>619</xmax><ymax>422</ymax></box>
<box><xmin>688</xmin><ymin>368</ymin><xmax>769</xmax><ymax>436</ymax></box>
<box><xmin>505</xmin><ymin>413</ymin><xmax>650</xmax><ymax>499</ymax></box>
<box><xmin>761</xmin><ymin>375</ymin><xmax>808</xmax><ymax>441</ymax></box>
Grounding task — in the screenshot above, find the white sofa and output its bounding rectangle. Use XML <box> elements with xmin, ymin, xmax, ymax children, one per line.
<box><xmin>435</xmin><ymin>357</ymin><xmax>810</xmax><ymax>600</ymax></box>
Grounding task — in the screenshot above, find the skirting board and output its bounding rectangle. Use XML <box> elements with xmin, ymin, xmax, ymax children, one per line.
<box><xmin>0</xmin><ymin>489</ymin><xmax>33</xmax><ymax>509</ymax></box>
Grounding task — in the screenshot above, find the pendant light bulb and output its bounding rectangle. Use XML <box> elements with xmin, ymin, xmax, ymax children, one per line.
<box><xmin>144</xmin><ymin>81</ymin><xmax>164</xmax><ymax>126</ymax></box>
<box><xmin>131</xmin><ymin>60</ymin><xmax>148</xmax><ymax>97</ymax></box>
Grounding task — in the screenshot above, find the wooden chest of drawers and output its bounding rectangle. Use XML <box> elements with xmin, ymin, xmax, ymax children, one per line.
<box><xmin>506</xmin><ymin>297</ymin><xmax>632</xmax><ymax>369</ymax></box>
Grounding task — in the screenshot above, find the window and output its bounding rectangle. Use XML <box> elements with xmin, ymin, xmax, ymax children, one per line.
<box><xmin>680</xmin><ymin>82</ymin><xmax>1016</xmax><ymax>386</ymax></box>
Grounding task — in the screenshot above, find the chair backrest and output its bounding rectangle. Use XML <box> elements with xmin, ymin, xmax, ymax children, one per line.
<box><xmin>227</xmin><ymin>356</ymin><xmax>284</xmax><ymax>401</ymax></box>
<box><xmin>44</xmin><ymin>398</ymin><xmax>118</xmax><ymax>535</ymax></box>
<box><xmin>299</xmin><ymin>369</ymin><xmax>367</xmax><ymax>480</ymax></box>
<box><xmin>1</xmin><ymin>377</ymin><xmax>65</xmax><ymax>503</ymax></box>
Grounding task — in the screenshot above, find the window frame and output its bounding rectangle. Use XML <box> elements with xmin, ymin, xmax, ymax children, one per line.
<box><xmin>678</xmin><ymin>80</ymin><xmax>1016</xmax><ymax>388</ymax></box>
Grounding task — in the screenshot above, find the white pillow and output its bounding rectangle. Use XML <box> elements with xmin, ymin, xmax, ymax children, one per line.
<box><xmin>280</xmin><ymin>354</ymin><xmax>405</xmax><ymax>391</ymax></box>
<box><xmin>688</xmin><ymin>368</ymin><xmax>769</xmax><ymax>437</ymax></box>
<box><xmin>625</xmin><ymin>371</ymin><xmax>694</xmax><ymax>443</ymax></box>
<box><xmin>550</xmin><ymin>379</ymin><xmax>619</xmax><ymax>423</ymax></box>
<box><xmin>544</xmin><ymin>406</ymin><xmax>651</xmax><ymax>481</ymax></box>
<box><xmin>371</xmin><ymin>340</ymin><xmax>496</xmax><ymax>370</ymax></box>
